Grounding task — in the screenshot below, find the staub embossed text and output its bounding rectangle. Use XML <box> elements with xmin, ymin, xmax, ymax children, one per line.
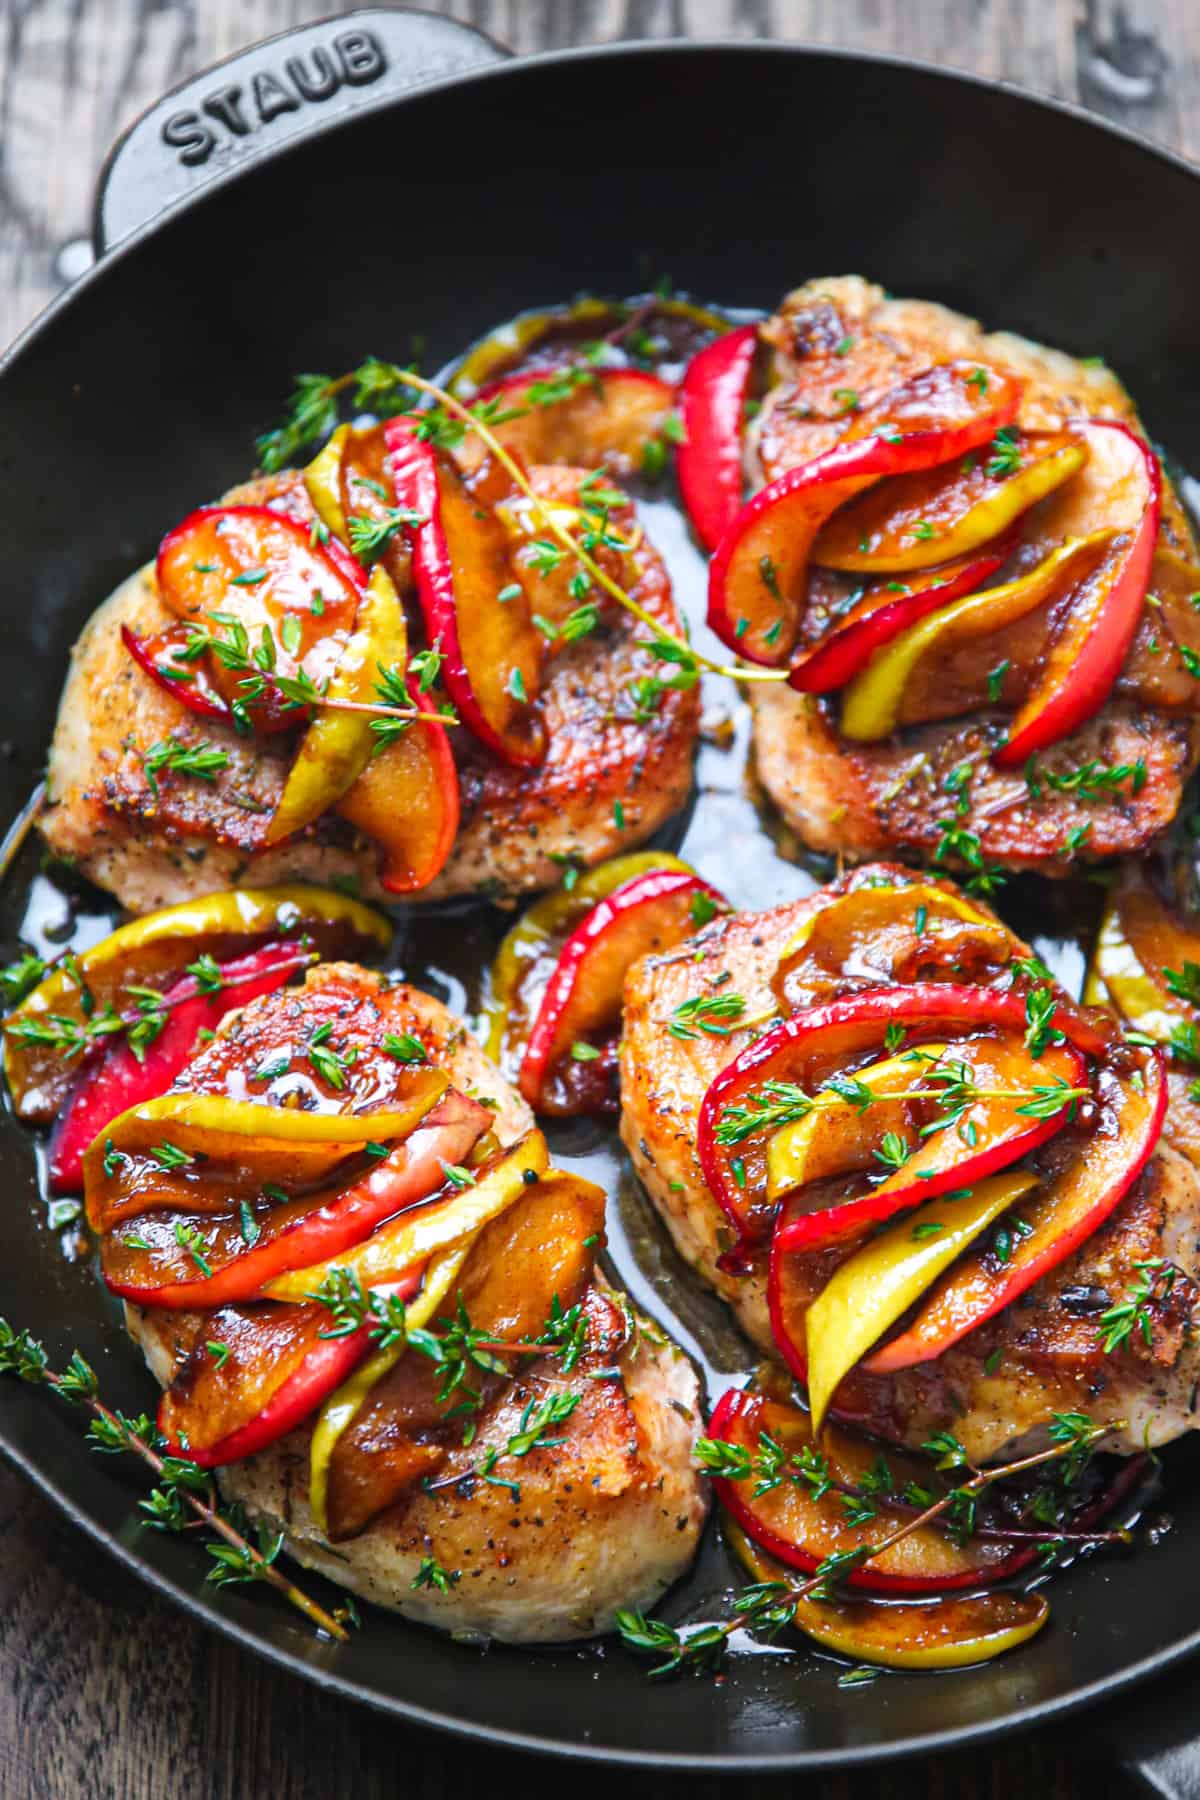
<box><xmin>160</xmin><ymin>30</ymin><xmax>388</xmax><ymax>167</ymax></box>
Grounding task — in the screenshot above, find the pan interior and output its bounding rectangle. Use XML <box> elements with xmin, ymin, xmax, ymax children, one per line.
<box><xmin>1</xmin><ymin>42</ymin><xmax>1199</xmax><ymax>1767</ymax></box>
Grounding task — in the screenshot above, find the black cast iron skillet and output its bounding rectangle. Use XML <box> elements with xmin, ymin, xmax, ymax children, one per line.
<box><xmin>3</xmin><ymin>8</ymin><xmax>1200</xmax><ymax>1783</ymax></box>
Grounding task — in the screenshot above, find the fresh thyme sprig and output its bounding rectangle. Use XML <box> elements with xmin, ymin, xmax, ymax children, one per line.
<box><xmin>170</xmin><ymin>615</ymin><xmax>457</xmax><ymax>742</ymax></box>
<box><xmin>3</xmin><ymin>946</ymin><xmax>316</xmax><ymax>1064</ymax></box>
<box><xmin>6</xmin><ymin>1003</ymin><xmax>124</xmax><ymax>1060</ymax></box>
<box><xmin>618</xmin><ymin>1412</ymin><xmax>1110</xmax><ymax>1676</ymax></box>
<box><xmin>715</xmin><ymin>1057</ymin><xmax>1088</xmax><ymax>1152</ymax></box>
<box><xmin>257</xmin><ymin>362</ymin><xmax>790</xmax><ymax>691</ymax></box>
<box><xmin>1097</xmin><ymin>1258</ymin><xmax>1180</xmax><ymax>1354</ymax></box>
<box><xmin>142</xmin><ymin>736</ymin><xmax>230</xmax><ymax>797</ymax></box>
<box><xmin>1024</xmin><ymin>757</ymin><xmax>1147</xmax><ymax>804</ymax></box>
<box><xmin>697</xmin><ymin>1424</ymin><xmax>1128</xmax><ymax>1551</ymax></box>
<box><xmin>713</xmin><ymin>1080</ymin><xmax>814</xmax><ymax>1146</ymax></box>
<box><xmin>0</xmin><ymin>1317</ymin><xmax>348</xmax><ymax>1641</ymax></box>
<box><xmin>0</xmin><ymin>950</ymin><xmax>47</xmax><ymax>1008</ymax></box>
<box><xmin>668</xmin><ymin>992</ymin><xmax>749</xmax><ymax>1041</ymax></box>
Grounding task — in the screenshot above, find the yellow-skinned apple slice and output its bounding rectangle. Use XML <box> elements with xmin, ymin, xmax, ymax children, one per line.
<box><xmin>803</xmin><ymin>1170</ymin><xmax>1040</xmax><ymax>1432</ymax></box>
<box><xmin>812</xmin><ymin>430</ymin><xmax>1086</xmax><ymax>572</ymax></box>
<box><xmin>726</xmin><ymin>1521</ymin><xmax>1049</xmax><ymax>1669</ymax></box>
<box><xmin>838</xmin><ymin>532</ymin><xmax>1115</xmax><ymax>741</ymax></box>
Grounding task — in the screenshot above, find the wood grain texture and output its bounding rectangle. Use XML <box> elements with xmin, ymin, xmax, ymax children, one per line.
<box><xmin>1</xmin><ymin>2</ymin><xmax>1198</xmax><ymax>1795</ymax></box>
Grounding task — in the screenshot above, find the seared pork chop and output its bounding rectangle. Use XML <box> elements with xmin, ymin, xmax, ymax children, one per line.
<box><xmin>128</xmin><ymin>963</ymin><xmax>707</xmax><ymax>1641</ymax></box>
<box><xmin>619</xmin><ymin>870</ymin><xmax>1200</xmax><ymax>1463</ymax></box>
<box><xmin>748</xmin><ymin>278</ymin><xmax>1200</xmax><ymax>872</ymax></box>
<box><xmin>42</xmin><ymin>469</ymin><xmax>698</xmax><ymax>913</ymax></box>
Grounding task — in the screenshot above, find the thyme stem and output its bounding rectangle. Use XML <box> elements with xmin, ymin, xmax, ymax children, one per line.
<box><xmin>4</xmin><ymin>1332</ymin><xmax>348</xmax><ymax>1642</ymax></box>
<box><xmin>394</xmin><ymin>370</ymin><xmax>789</xmax><ymax>689</ymax></box>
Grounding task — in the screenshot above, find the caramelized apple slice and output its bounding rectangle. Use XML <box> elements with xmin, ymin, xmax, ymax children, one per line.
<box><xmin>697</xmin><ymin>982</ymin><xmax>1105</xmax><ymax>1249</ymax></box>
<box><xmin>83</xmin><ymin>1088</ymin><xmax>448</xmax><ymax>1233</ymax></box>
<box><xmin>726</xmin><ymin>1521</ymin><xmax>1049</xmax><ymax>1669</ymax></box>
<box><xmin>460</xmin><ymin>366</ymin><xmax>675</xmax><ymax>479</ymax></box>
<box><xmin>1087</xmin><ymin>876</ymin><xmax>1200</xmax><ymax>1167</ymax></box>
<box><xmin>336</xmin><ymin>666</ymin><xmax>460</xmax><ymax>894</ymax></box>
<box><xmin>866</xmin><ymin>1046</ymin><xmax>1165</xmax><ymax>1371</ymax></box>
<box><xmin>385</xmin><ymin>417</ymin><xmax>545</xmax><ymax>766</ymax></box>
<box><xmin>769</xmin><ymin>1032</ymin><xmax>1085</xmax><ymax>1254</ymax></box>
<box><xmin>48</xmin><ymin>943</ymin><xmax>312</xmax><ymax>1195</ymax></box>
<box><xmin>318</xmin><ymin>1166</ymin><xmax>606</xmax><ymax>1539</ymax></box>
<box><xmin>156</xmin><ymin>505</ymin><xmax>361</xmax><ymax>733</ymax></box>
<box><xmin>262</xmin><ymin>1130</ymin><xmax>551</xmax><ymax>1302</ymax></box>
<box><xmin>706</xmin><ymin>362</ymin><xmax>1021</xmax><ymax>663</ymax></box>
<box><xmin>708</xmin><ymin>1387</ymin><xmax>1032</xmax><ymax>1591</ymax></box>
<box><xmin>763</xmin><ymin>1043</ymin><xmax>948</xmax><ymax>1197</ymax></box>
<box><xmin>788</xmin><ymin>536</ymin><xmax>1016</xmax><ymax>694</ymax></box>
<box><xmin>483</xmin><ymin>850</ymin><xmax>695</xmax><ymax>1071</ymax></box>
<box><xmin>3</xmin><ymin>885</ymin><xmax>390</xmax><ymax>1123</ymax></box>
<box><xmin>772</xmin><ymin>879</ymin><xmax>1012</xmax><ymax>1013</ymax></box>
<box><xmin>812</xmin><ymin>431</ymin><xmax>1086</xmax><ymax>572</ymax></box>
<box><xmin>519</xmin><ymin>868</ymin><xmax>728</xmax><ymax>1114</ymax></box>
<box><xmin>995</xmin><ymin>421</ymin><xmax>1161</xmax><ymax>766</ymax></box>
<box><xmin>100</xmin><ymin>1090</ymin><xmax>490</xmax><ymax>1308</ymax></box>
<box><xmin>839</xmin><ymin>533</ymin><xmax>1116</xmax><ymax>740</ymax></box>
<box><xmin>156</xmin><ymin>1265</ymin><xmax>425</xmax><ymax>1467</ymax></box>
<box><xmin>676</xmin><ymin>324</ymin><xmax>759</xmax><ymax>550</ymax></box>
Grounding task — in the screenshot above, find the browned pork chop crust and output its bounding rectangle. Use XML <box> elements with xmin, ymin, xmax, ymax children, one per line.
<box><xmin>618</xmin><ymin>870</ymin><xmax>1200</xmax><ymax>1463</ymax></box>
<box><xmin>42</xmin><ymin>470</ymin><xmax>698</xmax><ymax>912</ymax></box>
<box><xmin>126</xmin><ymin>963</ymin><xmax>707</xmax><ymax>1641</ymax></box>
<box><xmin>748</xmin><ymin>278</ymin><xmax>1200</xmax><ymax>873</ymax></box>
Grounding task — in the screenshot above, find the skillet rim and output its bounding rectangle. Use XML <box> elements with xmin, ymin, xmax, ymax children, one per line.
<box><xmin>3</xmin><ymin>32</ymin><xmax>1200</xmax><ymax>1770</ymax></box>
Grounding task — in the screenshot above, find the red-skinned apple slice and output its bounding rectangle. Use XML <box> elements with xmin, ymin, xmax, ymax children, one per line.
<box><xmin>156</xmin><ymin>505</ymin><xmax>361</xmax><ymax>734</ymax></box>
<box><xmin>518</xmin><ymin>868</ymin><xmax>728</xmax><ymax>1114</ymax></box>
<box><xmin>384</xmin><ymin>416</ymin><xmax>545</xmax><ymax>767</ymax></box>
<box><xmin>121</xmin><ymin>622</ymin><xmax>235</xmax><ymax>724</ymax></box>
<box><xmin>708</xmin><ymin>1387</ymin><xmax>1035</xmax><ymax>1592</ymax></box>
<box><xmin>676</xmin><ymin>324</ymin><xmax>759</xmax><ymax>551</ymax></box>
<box><xmin>697</xmin><ymin>982</ymin><xmax>1107</xmax><ymax>1249</ymax></box>
<box><xmin>788</xmin><ymin>532</ymin><xmax>1018</xmax><ymax>695</ymax></box>
<box><xmin>993</xmin><ymin>421</ymin><xmax>1161</xmax><ymax>767</ymax></box>
<box><xmin>864</xmin><ymin>1046</ymin><xmax>1166</xmax><ymax>1371</ymax></box>
<box><xmin>336</xmin><ymin>666</ymin><xmax>461</xmax><ymax>893</ymax></box>
<box><xmin>770</xmin><ymin>1032</ymin><xmax>1086</xmax><ymax>1255</ymax></box>
<box><xmin>48</xmin><ymin>943</ymin><xmax>313</xmax><ymax>1193</ymax></box>
<box><xmin>157</xmin><ymin>1270</ymin><xmax>425</xmax><ymax>1467</ymax></box>
<box><xmin>463</xmin><ymin>365</ymin><xmax>675</xmax><ymax>476</ymax></box>
<box><xmin>706</xmin><ymin>362</ymin><xmax>1022</xmax><ymax>663</ymax></box>
<box><xmin>711</xmin><ymin>1385</ymin><xmax>1146</xmax><ymax>1595</ymax></box>
<box><xmin>101</xmin><ymin>1089</ymin><xmax>491</xmax><ymax>1306</ymax></box>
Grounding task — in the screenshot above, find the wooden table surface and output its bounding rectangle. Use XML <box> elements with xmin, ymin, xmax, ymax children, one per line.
<box><xmin>2</xmin><ymin>2</ymin><xmax>1199</xmax><ymax>1795</ymax></box>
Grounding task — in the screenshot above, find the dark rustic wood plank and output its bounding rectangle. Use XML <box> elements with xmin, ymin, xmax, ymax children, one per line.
<box><xmin>2</xmin><ymin>0</ymin><xmax>1198</xmax><ymax>347</ymax></box>
<box><xmin>0</xmin><ymin>3</ymin><xmax>1197</xmax><ymax>1795</ymax></box>
<box><xmin>0</xmin><ymin>1462</ymin><xmax>1085</xmax><ymax>1800</ymax></box>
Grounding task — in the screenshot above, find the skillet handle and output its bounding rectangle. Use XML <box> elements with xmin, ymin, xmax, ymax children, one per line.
<box><xmin>1083</xmin><ymin>1658</ymin><xmax>1200</xmax><ymax>1797</ymax></box>
<box><xmin>92</xmin><ymin>7</ymin><xmax>509</xmax><ymax>254</ymax></box>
